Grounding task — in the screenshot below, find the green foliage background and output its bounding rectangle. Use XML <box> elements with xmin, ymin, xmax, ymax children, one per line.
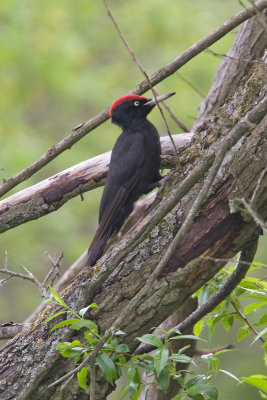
<box><xmin>0</xmin><ymin>1</ymin><xmax>266</xmax><ymax>398</ymax></box>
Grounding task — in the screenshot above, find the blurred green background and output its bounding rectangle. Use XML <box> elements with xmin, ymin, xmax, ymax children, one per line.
<box><xmin>0</xmin><ymin>0</ymin><xmax>266</xmax><ymax>398</ymax></box>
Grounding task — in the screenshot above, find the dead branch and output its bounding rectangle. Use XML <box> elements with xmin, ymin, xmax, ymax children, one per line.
<box><xmin>0</xmin><ymin>134</ymin><xmax>193</xmax><ymax>234</ymax></box>
<box><xmin>0</xmin><ymin>323</ymin><xmax>25</xmax><ymax>340</ymax></box>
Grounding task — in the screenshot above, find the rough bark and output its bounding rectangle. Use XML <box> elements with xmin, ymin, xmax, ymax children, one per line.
<box><xmin>196</xmin><ymin>8</ymin><xmax>267</xmax><ymax>125</ymax></box>
<box><xmin>0</xmin><ymin>41</ymin><xmax>266</xmax><ymax>399</ymax></box>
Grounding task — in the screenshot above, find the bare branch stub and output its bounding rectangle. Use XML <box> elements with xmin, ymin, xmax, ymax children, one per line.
<box><xmin>0</xmin><ymin>251</ymin><xmax>64</xmax><ymax>299</ymax></box>
<box><xmin>0</xmin><ymin>322</ymin><xmax>25</xmax><ymax>340</ymax></box>
<box><xmin>43</xmin><ymin>252</ymin><xmax>63</xmax><ymax>290</ymax></box>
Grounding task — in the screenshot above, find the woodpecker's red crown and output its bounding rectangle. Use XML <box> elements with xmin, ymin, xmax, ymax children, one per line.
<box><xmin>109</xmin><ymin>95</ymin><xmax>147</xmax><ymax>117</ymax></box>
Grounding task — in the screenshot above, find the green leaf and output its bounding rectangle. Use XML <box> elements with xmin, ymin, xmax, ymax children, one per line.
<box><xmin>127</xmin><ymin>367</ymin><xmax>138</xmax><ymax>386</ymax></box>
<box><xmin>260</xmin><ymin>390</ymin><xmax>267</xmax><ymax>399</ymax></box>
<box><xmin>169</xmin><ymin>354</ymin><xmax>192</xmax><ymax>364</ymax></box>
<box><xmin>50</xmin><ymin>318</ymin><xmax>81</xmax><ymax>333</ymax></box>
<box><xmin>129</xmin><ymin>385</ymin><xmax>142</xmax><ymax>400</ymax></box>
<box><xmin>260</xmin><ymin>314</ymin><xmax>267</xmax><ymax>325</ymax></box>
<box><xmin>71</xmin><ymin>319</ymin><xmax>98</xmax><ymax>331</ymax></box>
<box><xmin>237</xmin><ymin>325</ymin><xmax>251</xmax><ymax>342</ymax></box>
<box><xmin>77</xmin><ymin>367</ymin><xmax>89</xmax><ymax>390</ymax></box>
<box><xmin>211</xmin><ymin>358</ymin><xmax>220</xmax><ymax>375</ymax></box>
<box><xmin>131</xmin><ymin>354</ymin><xmax>153</xmax><ymax>362</ymax></box>
<box><xmin>43</xmin><ymin>310</ymin><xmax>67</xmax><ymax>324</ymax></box>
<box><xmin>49</xmin><ymin>286</ymin><xmax>68</xmax><ymax>308</ymax></box>
<box><xmin>186</xmin><ymin>376</ymin><xmax>205</xmax><ymax>388</ymax></box>
<box><xmin>170</xmin><ymin>335</ymin><xmax>205</xmax><ymax>342</ymax></box>
<box><xmin>136</xmin><ymin>334</ymin><xmax>163</xmax><ymax>349</ymax></box>
<box><xmin>178</xmin><ymin>345</ymin><xmax>191</xmax><ymax>355</ymax></box>
<box><xmin>251</xmin><ymin>327</ymin><xmax>267</xmax><ymax>346</ymax></box>
<box><xmin>242</xmin><ymin>375</ymin><xmax>267</xmax><ymax>393</ymax></box>
<box><xmin>116</xmin><ymin>344</ymin><xmax>130</xmax><ymax>353</ymax></box>
<box><xmin>157</xmin><ymin>367</ymin><xmax>170</xmax><ymax>393</ymax></box>
<box><xmin>154</xmin><ymin>347</ymin><xmax>169</xmax><ymax>376</ymax></box>
<box><xmin>79</xmin><ymin>303</ymin><xmax>99</xmax><ymax>317</ymax></box>
<box><xmin>193</xmin><ymin>320</ymin><xmax>204</xmax><ymax>337</ymax></box>
<box><xmin>219</xmin><ymin>369</ymin><xmax>242</xmax><ymax>383</ymax></box>
<box><xmin>221</xmin><ymin>315</ymin><xmax>233</xmax><ymax>331</ymax></box>
<box><xmin>96</xmin><ymin>353</ymin><xmax>117</xmax><ymax>384</ymax></box>
<box><xmin>187</xmin><ymin>383</ymin><xmax>218</xmax><ymax>400</ymax></box>
<box><xmin>198</xmin><ymin>285</ymin><xmax>213</xmax><ymax>306</ymax></box>
<box><xmin>127</xmin><ymin>367</ymin><xmax>141</xmax><ymax>399</ymax></box>
<box><xmin>170</xmin><ymin>394</ymin><xmax>187</xmax><ymax>400</ymax></box>
<box><xmin>56</xmin><ymin>341</ymin><xmax>84</xmax><ymax>358</ymax></box>
<box><xmin>108</xmin><ymin>336</ymin><xmax>118</xmax><ymax>349</ymax></box>
<box><xmin>244</xmin><ymin>302</ymin><xmax>267</xmax><ymax>315</ymax></box>
<box><xmin>239</xmin><ymin>277</ymin><xmax>267</xmax><ymax>292</ymax></box>
<box><xmin>201</xmin><ymin>353</ymin><xmax>216</xmax><ymax>362</ymax></box>
<box><xmin>111</xmin><ymin>385</ymin><xmax>128</xmax><ymax>400</ymax></box>
<box><xmin>187</xmin><ymin>392</ymin><xmax>205</xmax><ymax>400</ymax></box>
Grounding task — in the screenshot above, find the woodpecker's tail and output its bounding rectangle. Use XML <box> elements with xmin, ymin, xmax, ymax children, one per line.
<box><xmin>86</xmin><ymin>229</ymin><xmax>111</xmax><ymax>267</ymax></box>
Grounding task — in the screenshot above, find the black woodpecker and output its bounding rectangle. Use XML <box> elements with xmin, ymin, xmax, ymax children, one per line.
<box><xmin>86</xmin><ymin>92</ymin><xmax>175</xmax><ymax>266</ymax></box>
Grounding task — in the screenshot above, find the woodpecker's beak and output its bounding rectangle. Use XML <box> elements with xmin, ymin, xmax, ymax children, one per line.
<box><xmin>144</xmin><ymin>92</ymin><xmax>175</xmax><ymax>107</ymax></box>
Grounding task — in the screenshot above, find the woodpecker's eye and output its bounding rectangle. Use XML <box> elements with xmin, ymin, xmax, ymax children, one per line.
<box><xmin>134</xmin><ymin>101</ymin><xmax>140</xmax><ymax>107</ymax></box>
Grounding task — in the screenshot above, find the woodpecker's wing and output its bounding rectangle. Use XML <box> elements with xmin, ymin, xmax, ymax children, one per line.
<box><xmin>87</xmin><ymin>145</ymin><xmax>143</xmax><ymax>266</ymax></box>
<box><xmin>89</xmin><ymin>169</ymin><xmax>139</xmax><ymax>250</ymax></box>
<box><xmin>98</xmin><ymin>132</ymin><xmax>145</xmax><ymax>232</ymax></box>
<box><xmin>87</xmin><ymin>133</ymin><xmax>146</xmax><ymax>266</ymax></box>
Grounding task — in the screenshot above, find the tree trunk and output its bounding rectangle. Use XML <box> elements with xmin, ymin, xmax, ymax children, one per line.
<box><xmin>141</xmin><ymin>12</ymin><xmax>267</xmax><ymax>399</ymax></box>
<box><xmin>0</xmin><ymin>15</ymin><xmax>266</xmax><ymax>400</ymax></box>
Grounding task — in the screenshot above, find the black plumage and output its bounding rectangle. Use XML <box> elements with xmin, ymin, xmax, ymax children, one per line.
<box><xmin>86</xmin><ymin>92</ymin><xmax>175</xmax><ymax>267</ymax></box>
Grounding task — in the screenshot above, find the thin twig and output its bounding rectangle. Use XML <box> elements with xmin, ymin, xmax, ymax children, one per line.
<box><xmin>1</xmin><ymin>0</ymin><xmax>265</xmax><ymax>199</ymax></box>
<box><xmin>102</xmin><ymin>0</ymin><xmax>184</xmax><ymax>174</ymax></box>
<box><xmin>176</xmin><ymin>72</ymin><xmax>206</xmax><ymax>99</ymax></box>
<box><xmin>194</xmin><ymin>344</ymin><xmax>234</xmax><ymax>356</ymax></box>
<box><xmin>232</xmin><ymin>197</ymin><xmax>267</xmax><ymax>231</ymax></box>
<box><xmin>90</xmin><ymin>362</ymin><xmax>96</xmax><ymax>400</ymax></box>
<box><xmin>149</xmin><ymin>84</ymin><xmax>190</xmax><ymax>132</ymax></box>
<box><xmin>136</xmin><ymin>239</ymin><xmax>258</xmax><ymax>355</ymax></box>
<box><xmin>61</xmin><ymin>374</ymin><xmax>74</xmax><ymax>391</ymax></box>
<box><xmin>203</xmin><ymin>256</ymin><xmax>267</xmax><ymax>269</ymax></box>
<box><xmin>251</xmin><ymin>166</ymin><xmax>267</xmax><ymax>205</ymax></box>
<box><xmin>0</xmin><ymin>250</ymin><xmax>46</xmax><ymax>297</ymax></box>
<box><xmin>205</xmin><ymin>48</ymin><xmax>260</xmax><ymax>64</ymax></box>
<box><xmin>42</xmin><ymin>252</ymin><xmax>63</xmax><ymax>289</ymax></box>
<box><xmin>230</xmin><ymin>165</ymin><xmax>267</xmax><ymax>231</ymax></box>
<box><xmin>231</xmin><ymin>301</ymin><xmax>265</xmax><ymax>343</ymax></box>
<box><xmin>0</xmin><ymin>250</ymin><xmax>64</xmax><ymax>298</ymax></box>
